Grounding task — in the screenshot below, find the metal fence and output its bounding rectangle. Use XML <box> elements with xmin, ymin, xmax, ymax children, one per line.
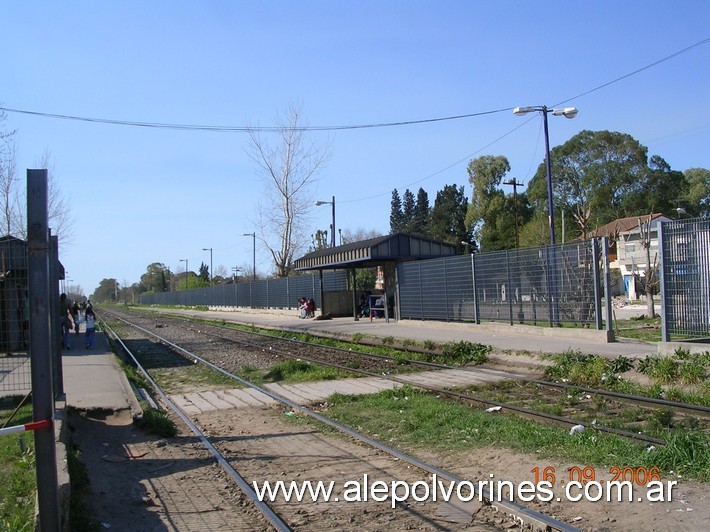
<box><xmin>140</xmin><ymin>270</ymin><xmax>349</xmax><ymax>310</ymax></box>
<box><xmin>398</xmin><ymin>239</ymin><xmax>606</xmax><ymax>328</ymax></box>
<box><xmin>659</xmin><ymin>218</ymin><xmax>710</xmax><ymax>341</ymax></box>
<box><xmin>0</xmin><ymin>236</ymin><xmax>32</xmax><ymax>394</ymax></box>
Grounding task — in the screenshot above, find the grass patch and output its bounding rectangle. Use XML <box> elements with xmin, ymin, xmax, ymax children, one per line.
<box><xmin>67</xmin><ymin>443</ymin><xmax>99</xmax><ymax>531</ymax></box>
<box><xmin>614</xmin><ymin>315</ymin><xmax>662</xmax><ymax>342</ymax></box>
<box><xmin>638</xmin><ymin>349</ymin><xmax>710</xmax><ymax>386</ymax></box>
<box><xmin>134</xmin><ymin>406</ymin><xmax>178</xmax><ymax>438</ymax></box>
<box><xmin>0</xmin><ymin>396</ymin><xmax>36</xmax><ymax>530</ymax></box>
<box><xmin>317</xmin><ymin>385</ymin><xmax>710</xmax><ymax>481</ymax></box>
<box><xmin>261</xmin><ymin>359</ymin><xmax>352</xmax><ymax>384</ymax></box>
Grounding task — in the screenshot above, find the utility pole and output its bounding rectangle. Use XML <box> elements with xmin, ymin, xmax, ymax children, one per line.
<box><xmin>503</xmin><ymin>178</ymin><xmax>523</xmax><ymax>248</ymax></box>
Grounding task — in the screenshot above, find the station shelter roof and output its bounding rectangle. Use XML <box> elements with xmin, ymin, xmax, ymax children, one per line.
<box><xmin>293</xmin><ymin>232</ymin><xmax>459</xmax><ymax>271</ymax></box>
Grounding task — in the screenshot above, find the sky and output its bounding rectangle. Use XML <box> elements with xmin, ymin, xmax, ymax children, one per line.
<box><xmin>3</xmin><ymin>1</ymin><xmax>709</xmax><ymax>297</ymax></box>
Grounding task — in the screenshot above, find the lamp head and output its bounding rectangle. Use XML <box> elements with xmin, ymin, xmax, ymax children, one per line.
<box><xmin>513</xmin><ymin>106</ymin><xmax>536</xmax><ymax>116</ymax></box>
<box><xmin>315</xmin><ymin>200</ymin><xmax>329</xmax><ymax>206</ymax></box>
<box><xmin>552</xmin><ymin>107</ymin><xmax>578</xmax><ymax>119</ymax></box>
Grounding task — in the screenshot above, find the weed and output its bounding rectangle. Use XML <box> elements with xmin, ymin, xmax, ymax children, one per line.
<box><xmin>423</xmin><ymin>340</ymin><xmax>437</xmax><ymax>351</ymax></box>
<box><xmin>67</xmin><ymin>443</ymin><xmax>98</xmax><ymax>531</ymax></box>
<box><xmin>679</xmin><ymin>359</ymin><xmax>706</xmax><ymax>385</ymax></box>
<box><xmin>381</xmin><ymin>336</ymin><xmax>395</xmax><ymax>345</ymax></box>
<box><xmin>650</xmin><ymin>357</ymin><xmax>679</xmax><ymax>384</ymax></box>
<box><xmin>135</xmin><ymin>407</ymin><xmax>178</xmax><ymax>438</ymax></box>
<box><xmin>351</xmin><ymin>333</ymin><xmax>364</xmax><ymax>344</ymax></box>
<box><xmin>609</xmin><ymin>356</ymin><xmax>634</xmax><ymax>374</ymax></box>
<box><xmin>438</xmin><ymin>341</ymin><xmax>491</xmax><ymax>365</ymax></box>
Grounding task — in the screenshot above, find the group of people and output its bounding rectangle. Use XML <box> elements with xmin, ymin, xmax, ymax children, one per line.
<box><xmin>59</xmin><ymin>293</ymin><xmax>96</xmax><ymax>350</ymax></box>
<box><xmin>358</xmin><ymin>291</ymin><xmax>385</xmax><ymax>318</ymax></box>
<box><xmin>298</xmin><ymin>296</ymin><xmax>316</xmax><ymax>319</ymax></box>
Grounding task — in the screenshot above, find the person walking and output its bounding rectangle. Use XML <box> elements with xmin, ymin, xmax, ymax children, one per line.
<box><xmin>59</xmin><ymin>293</ymin><xmax>73</xmax><ymax>349</ymax></box>
<box><xmin>71</xmin><ymin>301</ymin><xmax>81</xmax><ymax>335</ymax></box>
<box><xmin>84</xmin><ymin>308</ymin><xmax>96</xmax><ymax>349</ymax></box>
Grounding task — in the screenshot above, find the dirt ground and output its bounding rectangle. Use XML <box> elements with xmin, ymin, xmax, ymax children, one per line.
<box><xmin>67</xmin><ymin>401</ymin><xmax>708</xmax><ymax>531</ymax></box>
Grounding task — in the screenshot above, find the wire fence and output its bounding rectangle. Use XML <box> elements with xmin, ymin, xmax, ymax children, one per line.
<box><xmin>0</xmin><ymin>237</ymin><xmax>32</xmax><ymax>395</ymax></box>
<box><xmin>140</xmin><ymin>270</ymin><xmax>349</xmax><ymax>310</ymax></box>
<box><xmin>659</xmin><ymin>218</ymin><xmax>710</xmax><ymax>341</ymax></box>
<box><xmin>398</xmin><ymin>239</ymin><xmax>604</xmax><ymax>328</ymax></box>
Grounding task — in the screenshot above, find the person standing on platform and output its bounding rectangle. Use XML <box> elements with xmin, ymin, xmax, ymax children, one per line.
<box><xmin>84</xmin><ymin>308</ymin><xmax>96</xmax><ymax>349</ymax></box>
<box><xmin>59</xmin><ymin>293</ymin><xmax>73</xmax><ymax>349</ymax></box>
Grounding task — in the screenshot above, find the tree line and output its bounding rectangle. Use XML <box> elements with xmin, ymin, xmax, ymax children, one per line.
<box><xmin>391</xmin><ymin>130</ymin><xmax>709</xmax><ymax>252</ymax></box>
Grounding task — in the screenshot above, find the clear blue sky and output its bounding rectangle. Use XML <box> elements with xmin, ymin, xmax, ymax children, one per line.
<box><xmin>3</xmin><ymin>1</ymin><xmax>709</xmax><ymax>296</ymax></box>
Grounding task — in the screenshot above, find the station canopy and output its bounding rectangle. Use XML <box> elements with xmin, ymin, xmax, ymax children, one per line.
<box><xmin>293</xmin><ymin>232</ymin><xmax>459</xmax><ymax>271</ymax></box>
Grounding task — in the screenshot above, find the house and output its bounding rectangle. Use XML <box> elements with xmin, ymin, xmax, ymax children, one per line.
<box><xmin>591</xmin><ymin>214</ymin><xmax>672</xmax><ymax>300</ymax></box>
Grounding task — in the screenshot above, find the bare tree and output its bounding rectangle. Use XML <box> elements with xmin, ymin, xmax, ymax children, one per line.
<box><xmin>638</xmin><ymin>214</ymin><xmax>659</xmax><ymax>318</ymax></box>
<box><xmin>0</xmin><ymin>107</ymin><xmax>19</xmax><ymax>237</ymax></box>
<box><xmin>0</xmin><ymin>107</ymin><xmax>73</xmax><ymax>243</ymax></box>
<box><xmin>247</xmin><ymin>103</ymin><xmax>331</xmax><ymax>277</ymax></box>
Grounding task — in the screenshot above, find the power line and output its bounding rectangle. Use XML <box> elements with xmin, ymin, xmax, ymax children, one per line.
<box><xmin>0</xmin><ymin>105</ymin><xmax>512</xmax><ymax>132</ymax></box>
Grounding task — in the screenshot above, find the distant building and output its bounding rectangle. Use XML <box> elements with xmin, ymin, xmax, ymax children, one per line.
<box><xmin>591</xmin><ymin>214</ymin><xmax>672</xmax><ymax>299</ymax></box>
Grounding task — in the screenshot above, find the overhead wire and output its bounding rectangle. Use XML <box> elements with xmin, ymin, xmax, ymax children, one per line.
<box><xmin>1</xmin><ymin>36</ymin><xmax>708</xmax><ymax>204</ymax></box>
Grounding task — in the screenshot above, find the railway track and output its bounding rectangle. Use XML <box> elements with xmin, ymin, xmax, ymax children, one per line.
<box><xmin>108</xmin><ymin>307</ymin><xmax>710</xmax><ymax>447</ymax></box>
<box><xmin>100</xmin><ymin>309</ymin><xmax>582</xmax><ymax>531</ymax></box>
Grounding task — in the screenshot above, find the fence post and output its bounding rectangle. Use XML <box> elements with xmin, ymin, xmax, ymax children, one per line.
<box><xmin>601</xmin><ymin>238</ymin><xmax>613</xmax><ymax>336</ymax></box>
<box><xmin>506</xmin><ymin>251</ymin><xmax>513</xmax><ymax>325</ymax></box>
<box><xmin>592</xmin><ymin>238</ymin><xmax>602</xmax><ymax>330</ymax></box>
<box><xmin>471</xmin><ymin>252</ymin><xmax>480</xmax><ymax>324</ymax></box>
<box><xmin>658</xmin><ymin>222</ymin><xmax>670</xmax><ymax>342</ymax></box>
<box><xmin>444</xmin><ymin>258</ymin><xmax>450</xmax><ymax>321</ymax></box>
<box><xmin>27</xmin><ymin>169</ymin><xmax>61</xmax><ymax>532</ymax></box>
<box><xmin>418</xmin><ymin>262</ymin><xmax>424</xmax><ymax>320</ymax></box>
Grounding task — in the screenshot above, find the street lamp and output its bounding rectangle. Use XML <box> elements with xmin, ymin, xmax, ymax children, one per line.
<box><xmin>179</xmin><ymin>259</ymin><xmax>188</xmax><ymax>290</ymax></box>
<box><xmin>315</xmin><ymin>195</ymin><xmax>336</xmax><ymax>247</ymax></box>
<box><xmin>242</xmin><ymin>233</ymin><xmax>256</xmax><ymax>282</ymax></box>
<box><xmin>202</xmin><ymin>248</ymin><xmax>213</xmax><ymax>287</ymax></box>
<box><xmin>514</xmin><ymin>106</ymin><xmax>576</xmax><ymax>326</ymax></box>
<box><xmin>513</xmin><ymin>106</ymin><xmax>577</xmax><ymax>246</ymax></box>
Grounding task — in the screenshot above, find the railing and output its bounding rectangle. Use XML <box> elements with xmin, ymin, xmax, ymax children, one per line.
<box><xmin>659</xmin><ymin>218</ymin><xmax>710</xmax><ymax>341</ymax></box>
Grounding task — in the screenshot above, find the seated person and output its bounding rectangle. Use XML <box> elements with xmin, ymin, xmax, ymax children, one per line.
<box><xmin>298</xmin><ymin>297</ymin><xmax>308</xmax><ymax>319</ymax></box>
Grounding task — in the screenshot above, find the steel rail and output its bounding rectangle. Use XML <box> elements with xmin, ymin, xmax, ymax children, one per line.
<box><xmin>98</xmin><ymin>316</ymin><xmax>291</xmax><ymax>532</ymax></box>
<box><xmin>163</xmin><ymin>310</ymin><xmax>710</xmax><ymax>420</ymax></box>
<box><xmin>154</xmin><ymin>314</ymin><xmax>666</xmax><ymax>446</ymax></box>
<box><xmin>108</xmin><ymin>312</ymin><xmax>579</xmax><ymax>532</ymax></box>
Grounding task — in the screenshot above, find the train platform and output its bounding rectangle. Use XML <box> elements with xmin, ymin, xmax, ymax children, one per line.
<box><xmin>61</xmin><ymin>329</ymin><xmax>141</xmax><ymax>415</ymax></box>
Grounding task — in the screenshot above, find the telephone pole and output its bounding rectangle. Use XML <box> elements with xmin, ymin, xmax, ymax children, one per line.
<box><xmin>503</xmin><ymin>178</ymin><xmax>523</xmax><ymax>248</ymax></box>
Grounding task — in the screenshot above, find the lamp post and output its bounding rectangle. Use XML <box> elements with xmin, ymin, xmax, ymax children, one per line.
<box><xmin>514</xmin><ymin>106</ymin><xmax>577</xmax><ymax>326</ymax></box>
<box><xmin>315</xmin><ymin>195</ymin><xmax>336</xmax><ymax>247</ymax></box>
<box><xmin>179</xmin><ymin>259</ymin><xmax>188</xmax><ymax>290</ymax></box>
<box><xmin>242</xmin><ymin>233</ymin><xmax>256</xmax><ymax>282</ymax></box>
<box><xmin>202</xmin><ymin>247</ymin><xmax>213</xmax><ymax>287</ymax></box>
<box><xmin>513</xmin><ymin>106</ymin><xmax>577</xmax><ymax>246</ymax></box>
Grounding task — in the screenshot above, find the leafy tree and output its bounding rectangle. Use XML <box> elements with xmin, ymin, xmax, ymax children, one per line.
<box><xmin>683</xmin><ymin>168</ymin><xmax>710</xmax><ymax>218</ymax></box>
<box><xmin>91</xmin><ymin>278</ymin><xmax>119</xmax><ymax>303</ymax></box>
<box><xmin>412</xmin><ymin>187</ymin><xmax>430</xmax><ymax>235</ymax></box>
<box><xmin>389</xmin><ymin>189</ymin><xmax>405</xmax><ymax>233</ymax></box>
<box><xmin>199</xmin><ymin>262</ymin><xmax>209</xmax><ymax>283</ymax></box>
<box><xmin>620</xmin><ymin>155</ymin><xmax>686</xmax><ymax>217</ymax></box>
<box><xmin>465</xmin><ymin>155</ymin><xmax>511</xmax><ymax>250</ymax></box>
<box><xmin>526</xmin><ymin>130</ymin><xmax>649</xmax><ymax>239</ymax></box>
<box><xmin>140</xmin><ymin>262</ymin><xmax>171</xmax><ymax>293</ymax></box>
<box><xmin>430</xmin><ymin>184</ymin><xmax>473</xmax><ymax>248</ymax></box>
<box><xmin>246</xmin><ymin>102</ymin><xmax>331</xmax><ymax>277</ymax></box>
<box><xmin>402</xmin><ymin>189</ymin><xmax>416</xmax><ymax>232</ymax></box>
